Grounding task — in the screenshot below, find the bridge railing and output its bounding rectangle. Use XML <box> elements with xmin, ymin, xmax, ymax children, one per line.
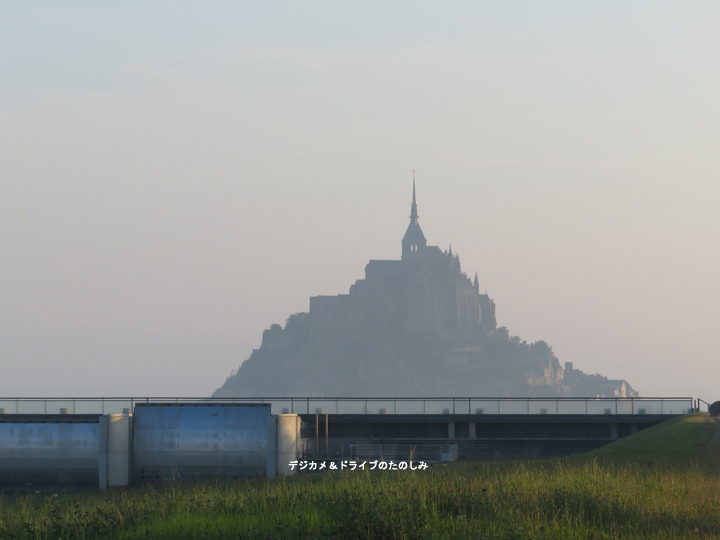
<box><xmin>0</xmin><ymin>397</ymin><xmax>694</xmax><ymax>416</ymax></box>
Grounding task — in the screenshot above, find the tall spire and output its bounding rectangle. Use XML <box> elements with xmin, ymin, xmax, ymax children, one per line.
<box><xmin>401</xmin><ymin>171</ymin><xmax>427</xmax><ymax>260</ymax></box>
<box><xmin>410</xmin><ymin>170</ymin><xmax>418</xmax><ymax>222</ymax></box>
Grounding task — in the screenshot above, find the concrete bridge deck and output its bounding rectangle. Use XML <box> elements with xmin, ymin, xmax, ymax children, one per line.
<box><xmin>0</xmin><ymin>396</ymin><xmax>697</xmax><ymax>416</ymax></box>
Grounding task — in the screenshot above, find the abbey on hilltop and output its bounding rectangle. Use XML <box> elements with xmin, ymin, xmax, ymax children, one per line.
<box><xmin>214</xmin><ymin>180</ymin><xmax>637</xmax><ymax>398</ymax></box>
<box><xmin>308</xmin><ymin>180</ymin><xmax>497</xmax><ymax>345</ymax></box>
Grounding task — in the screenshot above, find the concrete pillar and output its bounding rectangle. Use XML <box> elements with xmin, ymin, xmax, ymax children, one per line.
<box><xmin>448</xmin><ymin>422</ymin><xmax>455</xmax><ymax>439</ymax></box>
<box><xmin>99</xmin><ymin>413</ymin><xmax>132</xmax><ymax>490</ymax></box>
<box><xmin>107</xmin><ymin>414</ymin><xmax>132</xmax><ymax>487</ymax></box>
<box><xmin>267</xmin><ymin>416</ymin><xmax>277</xmax><ymax>479</ymax></box>
<box><xmin>275</xmin><ymin>414</ymin><xmax>301</xmax><ymax>477</ymax></box>
<box><xmin>631</xmin><ymin>423</ymin><xmax>638</xmax><ymax>435</ymax></box>
<box><xmin>99</xmin><ymin>416</ymin><xmax>108</xmax><ymax>490</ymax></box>
<box><xmin>611</xmin><ymin>423</ymin><xmax>619</xmax><ymax>440</ymax></box>
<box><xmin>469</xmin><ymin>421</ymin><xmax>476</xmax><ymax>439</ymax></box>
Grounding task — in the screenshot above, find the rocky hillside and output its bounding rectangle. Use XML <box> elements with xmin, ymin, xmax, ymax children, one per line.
<box><xmin>213</xmin><ymin>312</ymin><xmax>636</xmax><ymax>398</ymax></box>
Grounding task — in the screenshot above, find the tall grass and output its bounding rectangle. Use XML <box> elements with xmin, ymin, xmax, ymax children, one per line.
<box><xmin>1</xmin><ymin>457</ymin><xmax>719</xmax><ymax>539</ymax></box>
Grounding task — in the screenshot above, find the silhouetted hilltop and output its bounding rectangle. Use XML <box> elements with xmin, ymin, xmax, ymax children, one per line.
<box><xmin>214</xmin><ymin>312</ymin><xmax>635</xmax><ymax>398</ymax></box>
<box><xmin>214</xmin><ymin>182</ymin><xmax>636</xmax><ymax>398</ymax></box>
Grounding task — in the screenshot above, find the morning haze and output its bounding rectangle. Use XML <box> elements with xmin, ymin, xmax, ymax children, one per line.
<box><xmin>0</xmin><ymin>2</ymin><xmax>718</xmax><ymax>400</ymax></box>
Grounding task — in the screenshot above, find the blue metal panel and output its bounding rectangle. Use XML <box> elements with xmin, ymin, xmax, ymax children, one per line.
<box><xmin>0</xmin><ymin>420</ymin><xmax>99</xmax><ymax>487</ymax></box>
<box><xmin>132</xmin><ymin>403</ymin><xmax>270</xmax><ymax>483</ymax></box>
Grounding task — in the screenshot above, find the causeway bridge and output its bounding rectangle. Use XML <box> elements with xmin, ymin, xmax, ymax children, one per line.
<box><xmin>0</xmin><ymin>395</ymin><xmax>697</xmax><ymax>417</ymax></box>
<box><xmin>0</xmin><ymin>396</ymin><xmax>701</xmax><ymax>490</ymax></box>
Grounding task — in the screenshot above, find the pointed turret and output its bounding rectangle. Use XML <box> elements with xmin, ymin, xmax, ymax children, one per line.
<box><xmin>410</xmin><ymin>178</ymin><xmax>419</xmax><ymax>221</ymax></box>
<box><xmin>401</xmin><ymin>174</ymin><xmax>427</xmax><ymax>260</ymax></box>
<box><xmin>473</xmin><ymin>272</ymin><xmax>479</xmax><ymax>291</ymax></box>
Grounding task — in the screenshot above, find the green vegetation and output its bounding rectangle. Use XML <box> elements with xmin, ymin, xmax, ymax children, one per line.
<box><xmin>1</xmin><ymin>414</ymin><xmax>719</xmax><ymax>539</ymax></box>
<box><xmin>586</xmin><ymin>412</ymin><xmax>719</xmax><ymax>464</ymax></box>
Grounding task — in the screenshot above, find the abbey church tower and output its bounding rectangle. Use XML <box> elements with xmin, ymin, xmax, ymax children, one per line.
<box><xmin>309</xmin><ymin>179</ymin><xmax>497</xmax><ymax>342</ymax></box>
<box><xmin>401</xmin><ymin>179</ymin><xmax>427</xmax><ymax>260</ymax></box>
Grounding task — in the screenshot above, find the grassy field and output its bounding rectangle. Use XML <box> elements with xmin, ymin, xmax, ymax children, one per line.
<box><xmin>0</xmin><ymin>413</ymin><xmax>719</xmax><ymax>539</ymax></box>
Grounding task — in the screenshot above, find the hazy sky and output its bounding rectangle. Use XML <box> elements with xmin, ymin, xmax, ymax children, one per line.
<box><xmin>1</xmin><ymin>2</ymin><xmax>719</xmax><ymax>401</ymax></box>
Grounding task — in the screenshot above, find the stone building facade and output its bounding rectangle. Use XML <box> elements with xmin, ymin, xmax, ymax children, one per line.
<box><xmin>309</xmin><ymin>182</ymin><xmax>496</xmax><ymax>343</ymax></box>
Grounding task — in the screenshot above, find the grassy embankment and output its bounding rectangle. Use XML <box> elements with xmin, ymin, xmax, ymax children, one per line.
<box><xmin>0</xmin><ymin>413</ymin><xmax>719</xmax><ymax>539</ymax></box>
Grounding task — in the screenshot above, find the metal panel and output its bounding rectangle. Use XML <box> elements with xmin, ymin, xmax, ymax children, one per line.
<box><xmin>396</xmin><ymin>400</ymin><xmax>424</xmax><ymax>414</ymax></box>
<box><xmin>0</xmin><ymin>420</ymin><xmax>99</xmax><ymax>486</ymax></box>
<box><xmin>471</xmin><ymin>399</ymin><xmax>500</xmax><ymax>415</ymax></box>
<box><xmin>616</xmin><ymin>400</ymin><xmax>633</xmax><ymax>414</ymax></box>
<box><xmin>425</xmin><ymin>400</ymin><xmax>455</xmax><ymax>415</ymax></box>
<box><xmin>308</xmin><ymin>400</ymin><xmax>338</xmax><ymax>415</ymax></box>
<box><xmin>337</xmin><ymin>400</ymin><xmax>367</xmax><ymax>414</ymax></box>
<box><xmin>0</xmin><ymin>401</ymin><xmax>19</xmax><ymax>414</ymax></box>
<box><xmin>634</xmin><ymin>400</ymin><xmax>662</xmax><ymax>415</ymax></box>
<box><xmin>529</xmin><ymin>401</ymin><xmax>558</xmax><ymax>415</ymax></box>
<box><xmin>558</xmin><ymin>400</ymin><xmax>587</xmax><ymax>414</ymax></box>
<box><xmin>587</xmin><ymin>400</ymin><xmax>617</xmax><ymax>414</ymax></box>
<box><xmin>75</xmin><ymin>400</ymin><xmax>104</xmax><ymax>414</ymax></box>
<box><xmin>662</xmin><ymin>399</ymin><xmax>693</xmax><ymax>414</ymax></box>
<box><xmin>46</xmin><ymin>400</ymin><xmax>76</xmax><ymax>414</ymax></box>
<box><xmin>270</xmin><ymin>400</ymin><xmax>293</xmax><ymax>415</ymax></box>
<box><xmin>17</xmin><ymin>401</ymin><xmax>46</xmax><ymax>415</ymax></box>
<box><xmin>499</xmin><ymin>400</ymin><xmax>529</xmax><ymax>414</ymax></box>
<box><xmin>102</xmin><ymin>400</ymin><xmax>133</xmax><ymax>415</ymax></box>
<box><xmin>291</xmin><ymin>400</ymin><xmax>309</xmax><ymax>414</ymax></box>
<box><xmin>453</xmin><ymin>399</ymin><xmax>471</xmax><ymax>415</ymax></box>
<box><xmin>132</xmin><ymin>403</ymin><xmax>270</xmax><ymax>483</ymax></box>
<box><xmin>367</xmin><ymin>400</ymin><xmax>396</xmax><ymax>414</ymax></box>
